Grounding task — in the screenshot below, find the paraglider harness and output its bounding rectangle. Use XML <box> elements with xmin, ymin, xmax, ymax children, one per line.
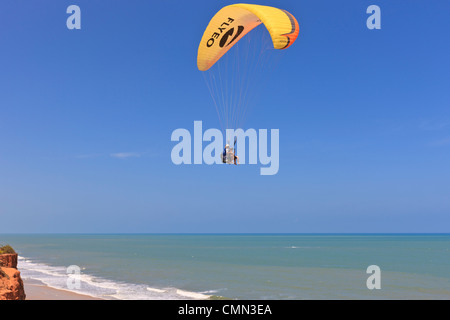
<box><xmin>222</xmin><ymin>137</ymin><xmax>237</xmax><ymax>164</ymax></box>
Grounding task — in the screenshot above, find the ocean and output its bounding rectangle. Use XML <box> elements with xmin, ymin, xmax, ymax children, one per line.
<box><xmin>1</xmin><ymin>234</ymin><xmax>449</xmax><ymax>299</ymax></box>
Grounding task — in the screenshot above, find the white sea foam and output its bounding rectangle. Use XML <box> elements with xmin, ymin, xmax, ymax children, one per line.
<box><xmin>199</xmin><ymin>289</ymin><xmax>221</xmax><ymax>294</ymax></box>
<box><xmin>285</xmin><ymin>246</ymin><xmax>317</xmax><ymax>249</ymax></box>
<box><xmin>176</xmin><ymin>289</ymin><xmax>211</xmax><ymax>300</ymax></box>
<box><xmin>146</xmin><ymin>287</ymin><xmax>167</xmax><ymax>293</ymax></box>
<box><xmin>18</xmin><ymin>256</ymin><xmax>212</xmax><ymax>300</ymax></box>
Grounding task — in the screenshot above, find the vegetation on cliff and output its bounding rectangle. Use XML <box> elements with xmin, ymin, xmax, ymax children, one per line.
<box><xmin>0</xmin><ymin>245</ymin><xmax>16</xmax><ymax>255</ymax></box>
<box><xmin>0</xmin><ymin>245</ymin><xmax>16</xmax><ymax>275</ymax></box>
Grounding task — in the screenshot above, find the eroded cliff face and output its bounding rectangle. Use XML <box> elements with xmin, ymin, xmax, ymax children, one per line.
<box><xmin>0</xmin><ymin>254</ymin><xmax>26</xmax><ymax>300</ymax></box>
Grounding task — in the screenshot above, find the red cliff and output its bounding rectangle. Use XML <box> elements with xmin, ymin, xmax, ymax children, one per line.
<box><xmin>0</xmin><ymin>253</ymin><xmax>26</xmax><ymax>300</ymax></box>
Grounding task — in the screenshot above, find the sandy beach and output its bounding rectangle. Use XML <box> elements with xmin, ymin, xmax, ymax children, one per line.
<box><xmin>24</xmin><ymin>279</ymin><xmax>104</xmax><ymax>300</ymax></box>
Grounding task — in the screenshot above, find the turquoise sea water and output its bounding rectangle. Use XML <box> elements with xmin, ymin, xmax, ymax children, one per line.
<box><xmin>1</xmin><ymin>234</ymin><xmax>449</xmax><ymax>299</ymax></box>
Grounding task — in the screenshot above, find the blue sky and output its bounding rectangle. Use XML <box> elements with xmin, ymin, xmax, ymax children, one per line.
<box><xmin>0</xmin><ymin>0</ymin><xmax>449</xmax><ymax>233</ymax></box>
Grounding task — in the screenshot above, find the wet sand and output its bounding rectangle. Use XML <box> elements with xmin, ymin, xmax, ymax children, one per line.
<box><xmin>24</xmin><ymin>279</ymin><xmax>104</xmax><ymax>300</ymax></box>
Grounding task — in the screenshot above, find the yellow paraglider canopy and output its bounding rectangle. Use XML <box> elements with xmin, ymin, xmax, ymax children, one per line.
<box><xmin>197</xmin><ymin>3</ymin><xmax>299</xmax><ymax>71</ymax></box>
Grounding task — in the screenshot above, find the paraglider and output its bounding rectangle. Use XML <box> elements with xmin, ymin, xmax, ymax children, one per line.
<box><xmin>197</xmin><ymin>4</ymin><xmax>299</xmax><ymax>165</ymax></box>
<box><xmin>197</xmin><ymin>3</ymin><xmax>299</xmax><ymax>71</ymax></box>
<box><xmin>221</xmin><ymin>137</ymin><xmax>239</xmax><ymax>165</ymax></box>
